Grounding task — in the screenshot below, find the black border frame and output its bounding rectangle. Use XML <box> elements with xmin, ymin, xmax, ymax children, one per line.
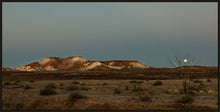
<box><xmin>0</xmin><ymin>1</ymin><xmax>219</xmax><ymax>112</ymax></box>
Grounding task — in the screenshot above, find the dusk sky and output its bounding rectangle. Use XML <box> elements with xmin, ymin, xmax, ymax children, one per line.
<box><xmin>3</xmin><ymin>2</ymin><xmax>217</xmax><ymax>68</ymax></box>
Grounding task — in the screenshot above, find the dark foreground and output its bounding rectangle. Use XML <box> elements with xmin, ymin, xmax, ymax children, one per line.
<box><xmin>2</xmin><ymin>68</ymin><xmax>218</xmax><ymax>110</ymax></box>
<box><xmin>2</xmin><ymin>66</ymin><xmax>218</xmax><ymax>81</ymax></box>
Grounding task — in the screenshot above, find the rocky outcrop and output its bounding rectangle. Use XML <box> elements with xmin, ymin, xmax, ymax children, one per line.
<box><xmin>15</xmin><ymin>56</ymin><xmax>150</xmax><ymax>71</ymax></box>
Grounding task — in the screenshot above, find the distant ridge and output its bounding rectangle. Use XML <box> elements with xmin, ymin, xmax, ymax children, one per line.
<box><xmin>12</xmin><ymin>56</ymin><xmax>150</xmax><ymax>71</ymax></box>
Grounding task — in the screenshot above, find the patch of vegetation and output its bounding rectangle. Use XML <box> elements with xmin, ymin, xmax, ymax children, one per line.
<box><xmin>165</xmin><ymin>90</ymin><xmax>172</xmax><ymax>94</ymax></box>
<box><xmin>102</xmin><ymin>83</ymin><xmax>108</xmax><ymax>85</ymax></box>
<box><xmin>146</xmin><ymin>79</ymin><xmax>150</xmax><ymax>81</ymax></box>
<box><xmin>125</xmin><ymin>86</ymin><xmax>129</xmax><ymax>91</ymax></box>
<box><xmin>189</xmin><ymin>85</ymin><xmax>196</xmax><ymax>91</ymax></box>
<box><xmin>40</xmin><ymin>88</ymin><xmax>57</xmax><ymax>95</ymax></box>
<box><xmin>187</xmin><ymin>90</ymin><xmax>198</xmax><ymax>96</ymax></box>
<box><xmin>45</xmin><ymin>83</ymin><xmax>56</xmax><ymax>89</ymax></box>
<box><xmin>72</xmin><ymin>81</ymin><xmax>80</xmax><ymax>85</ymax></box>
<box><xmin>20</xmin><ymin>85</ymin><xmax>24</xmax><ymax>87</ymax></box>
<box><xmin>16</xmin><ymin>80</ymin><xmax>20</xmax><ymax>83</ymax></box>
<box><xmin>207</xmin><ymin>79</ymin><xmax>212</xmax><ymax>82</ymax></box>
<box><xmin>12</xmin><ymin>86</ymin><xmax>21</xmax><ymax>89</ymax></box>
<box><xmin>66</xmin><ymin>85</ymin><xmax>78</xmax><ymax>91</ymax></box>
<box><xmin>133</xmin><ymin>85</ymin><xmax>144</xmax><ymax>92</ymax></box>
<box><xmin>193</xmin><ymin>80</ymin><xmax>203</xmax><ymax>83</ymax></box>
<box><xmin>4</xmin><ymin>82</ymin><xmax>11</xmax><ymax>85</ymax></box>
<box><xmin>129</xmin><ymin>80</ymin><xmax>137</xmax><ymax>83</ymax></box>
<box><xmin>137</xmin><ymin>81</ymin><xmax>143</xmax><ymax>84</ymax></box>
<box><xmin>189</xmin><ymin>85</ymin><xmax>207</xmax><ymax>93</ymax></box>
<box><xmin>200</xmin><ymin>83</ymin><xmax>204</xmax><ymax>86</ymax></box>
<box><xmin>114</xmin><ymin>88</ymin><xmax>121</xmax><ymax>94</ymax></box>
<box><xmin>197</xmin><ymin>85</ymin><xmax>207</xmax><ymax>93</ymax></box>
<box><xmin>153</xmin><ymin>80</ymin><xmax>163</xmax><ymax>86</ymax></box>
<box><xmin>24</xmin><ymin>85</ymin><xmax>32</xmax><ymax>90</ymax></box>
<box><xmin>80</xmin><ymin>87</ymin><xmax>90</xmax><ymax>91</ymax></box>
<box><xmin>175</xmin><ymin>96</ymin><xmax>194</xmax><ymax>105</ymax></box>
<box><xmin>189</xmin><ymin>79</ymin><xmax>193</xmax><ymax>81</ymax></box>
<box><xmin>146</xmin><ymin>89</ymin><xmax>154</xmax><ymax>95</ymax></box>
<box><xmin>60</xmin><ymin>83</ymin><xmax>64</xmax><ymax>86</ymax></box>
<box><xmin>80</xmin><ymin>83</ymin><xmax>86</xmax><ymax>86</ymax></box>
<box><xmin>60</xmin><ymin>87</ymin><xmax>65</xmax><ymax>89</ymax></box>
<box><xmin>29</xmin><ymin>80</ymin><xmax>35</xmax><ymax>83</ymax></box>
<box><xmin>68</xmin><ymin>93</ymin><xmax>87</xmax><ymax>103</ymax></box>
<box><xmin>16</xmin><ymin>103</ymin><xmax>24</xmax><ymax>110</ymax></box>
<box><xmin>140</xmin><ymin>95</ymin><xmax>151</xmax><ymax>102</ymax></box>
<box><xmin>13</xmin><ymin>82</ymin><xmax>19</xmax><ymax>85</ymax></box>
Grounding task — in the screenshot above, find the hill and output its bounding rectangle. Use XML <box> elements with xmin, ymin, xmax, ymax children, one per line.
<box><xmin>13</xmin><ymin>56</ymin><xmax>150</xmax><ymax>71</ymax></box>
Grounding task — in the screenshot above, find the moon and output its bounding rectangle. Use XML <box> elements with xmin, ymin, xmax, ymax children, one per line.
<box><xmin>184</xmin><ymin>59</ymin><xmax>187</xmax><ymax>63</ymax></box>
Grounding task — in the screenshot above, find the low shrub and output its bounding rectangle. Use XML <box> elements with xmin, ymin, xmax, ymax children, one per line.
<box><xmin>187</xmin><ymin>90</ymin><xmax>198</xmax><ymax>96</ymax></box>
<box><xmin>179</xmin><ymin>89</ymin><xmax>184</xmax><ymax>94</ymax></box>
<box><xmin>207</xmin><ymin>79</ymin><xmax>212</xmax><ymax>82</ymax></box>
<box><xmin>102</xmin><ymin>83</ymin><xmax>108</xmax><ymax>85</ymax></box>
<box><xmin>165</xmin><ymin>89</ymin><xmax>172</xmax><ymax>94</ymax></box>
<box><xmin>166</xmin><ymin>89</ymin><xmax>179</xmax><ymax>94</ymax></box>
<box><xmin>137</xmin><ymin>81</ymin><xmax>143</xmax><ymax>84</ymax></box>
<box><xmin>16</xmin><ymin>103</ymin><xmax>24</xmax><ymax>110</ymax></box>
<box><xmin>80</xmin><ymin>83</ymin><xmax>86</xmax><ymax>86</ymax></box>
<box><xmin>153</xmin><ymin>80</ymin><xmax>163</xmax><ymax>86</ymax></box>
<box><xmin>24</xmin><ymin>85</ymin><xmax>32</xmax><ymax>90</ymax></box>
<box><xmin>133</xmin><ymin>85</ymin><xmax>144</xmax><ymax>92</ymax></box>
<box><xmin>14</xmin><ymin>81</ymin><xmax>21</xmax><ymax>85</ymax></box>
<box><xmin>125</xmin><ymin>86</ymin><xmax>129</xmax><ymax>91</ymax></box>
<box><xmin>129</xmin><ymin>80</ymin><xmax>137</xmax><ymax>83</ymax></box>
<box><xmin>13</xmin><ymin>82</ymin><xmax>19</xmax><ymax>85</ymax></box>
<box><xmin>72</xmin><ymin>81</ymin><xmax>80</xmax><ymax>85</ymax></box>
<box><xmin>4</xmin><ymin>82</ymin><xmax>11</xmax><ymax>85</ymax></box>
<box><xmin>175</xmin><ymin>95</ymin><xmax>194</xmax><ymax>104</ymax></box>
<box><xmin>193</xmin><ymin>80</ymin><xmax>203</xmax><ymax>83</ymax></box>
<box><xmin>60</xmin><ymin>87</ymin><xmax>65</xmax><ymax>89</ymax></box>
<box><xmin>200</xmin><ymin>83</ymin><xmax>204</xmax><ymax>86</ymax></box>
<box><xmin>147</xmin><ymin>89</ymin><xmax>154</xmax><ymax>95</ymax></box>
<box><xmin>114</xmin><ymin>88</ymin><xmax>121</xmax><ymax>94</ymax></box>
<box><xmin>60</xmin><ymin>83</ymin><xmax>64</xmax><ymax>86</ymax></box>
<box><xmin>80</xmin><ymin>87</ymin><xmax>90</xmax><ymax>91</ymax></box>
<box><xmin>189</xmin><ymin>85</ymin><xmax>196</xmax><ymax>91</ymax></box>
<box><xmin>197</xmin><ymin>85</ymin><xmax>204</xmax><ymax>90</ymax></box>
<box><xmin>66</xmin><ymin>85</ymin><xmax>78</xmax><ymax>91</ymax></box>
<box><xmin>29</xmin><ymin>80</ymin><xmax>35</xmax><ymax>83</ymax></box>
<box><xmin>68</xmin><ymin>93</ymin><xmax>87</xmax><ymax>103</ymax></box>
<box><xmin>12</xmin><ymin>86</ymin><xmax>21</xmax><ymax>89</ymax></box>
<box><xmin>140</xmin><ymin>95</ymin><xmax>151</xmax><ymax>102</ymax></box>
<box><xmin>197</xmin><ymin>85</ymin><xmax>207</xmax><ymax>93</ymax></box>
<box><xmin>40</xmin><ymin>88</ymin><xmax>57</xmax><ymax>95</ymax></box>
<box><xmin>45</xmin><ymin>83</ymin><xmax>56</xmax><ymax>89</ymax></box>
<box><xmin>189</xmin><ymin>84</ymin><xmax>207</xmax><ymax>93</ymax></box>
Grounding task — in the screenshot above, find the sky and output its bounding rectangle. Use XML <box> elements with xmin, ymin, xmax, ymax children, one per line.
<box><xmin>2</xmin><ymin>2</ymin><xmax>218</xmax><ymax>68</ymax></box>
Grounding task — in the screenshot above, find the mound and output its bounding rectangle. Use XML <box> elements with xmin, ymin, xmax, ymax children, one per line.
<box><xmin>15</xmin><ymin>56</ymin><xmax>150</xmax><ymax>71</ymax></box>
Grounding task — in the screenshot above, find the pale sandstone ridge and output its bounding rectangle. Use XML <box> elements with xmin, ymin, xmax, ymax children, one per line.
<box><xmin>15</xmin><ymin>56</ymin><xmax>150</xmax><ymax>71</ymax></box>
<box><xmin>101</xmin><ymin>61</ymin><xmax>149</xmax><ymax>69</ymax></box>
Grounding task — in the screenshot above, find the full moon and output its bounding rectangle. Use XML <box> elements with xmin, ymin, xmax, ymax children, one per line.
<box><xmin>184</xmin><ymin>59</ymin><xmax>187</xmax><ymax>63</ymax></box>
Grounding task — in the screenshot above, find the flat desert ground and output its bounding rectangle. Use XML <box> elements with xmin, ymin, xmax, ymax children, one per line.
<box><xmin>2</xmin><ymin>74</ymin><xmax>218</xmax><ymax>110</ymax></box>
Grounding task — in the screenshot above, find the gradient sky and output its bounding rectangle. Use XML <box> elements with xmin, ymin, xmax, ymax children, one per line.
<box><xmin>3</xmin><ymin>2</ymin><xmax>218</xmax><ymax>68</ymax></box>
